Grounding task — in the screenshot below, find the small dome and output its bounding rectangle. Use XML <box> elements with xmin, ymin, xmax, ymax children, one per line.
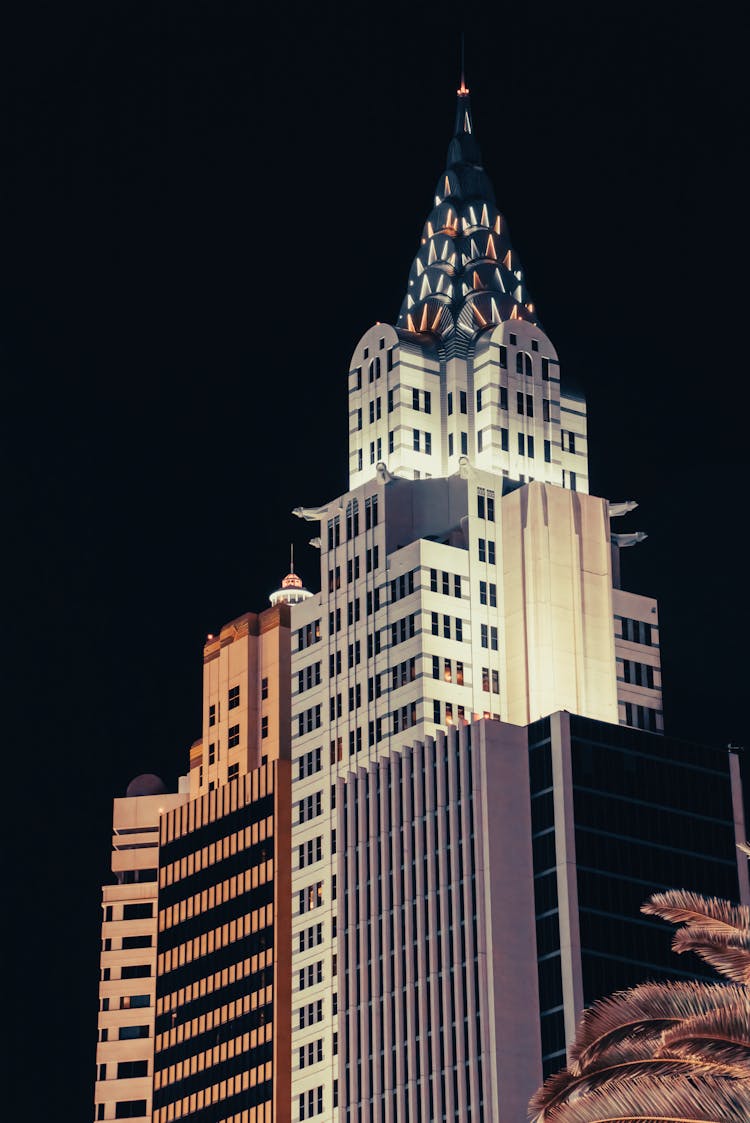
<box><xmin>282</xmin><ymin>571</ymin><xmax>303</xmax><ymax>589</ymax></box>
<box><xmin>126</xmin><ymin>773</ymin><xmax>168</xmax><ymax>798</ymax></box>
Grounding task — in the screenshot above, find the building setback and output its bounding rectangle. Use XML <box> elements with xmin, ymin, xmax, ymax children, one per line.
<box><xmin>93</xmin><ymin>71</ymin><xmax>748</xmax><ymax>1123</ymax></box>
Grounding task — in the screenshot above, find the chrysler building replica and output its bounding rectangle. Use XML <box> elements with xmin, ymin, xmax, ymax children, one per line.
<box><xmin>93</xmin><ymin>73</ymin><xmax>747</xmax><ymax>1123</ymax></box>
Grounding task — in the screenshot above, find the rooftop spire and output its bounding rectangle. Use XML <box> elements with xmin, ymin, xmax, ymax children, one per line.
<box><xmin>458</xmin><ymin>32</ymin><xmax>468</xmax><ymax>96</ymax></box>
<box><xmin>396</xmin><ymin>71</ymin><xmax>541</xmax><ymax>349</ymax></box>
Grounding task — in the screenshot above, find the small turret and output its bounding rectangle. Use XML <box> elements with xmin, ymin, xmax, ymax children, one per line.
<box><xmin>269</xmin><ymin>546</ymin><xmax>312</xmax><ymax>606</ymax></box>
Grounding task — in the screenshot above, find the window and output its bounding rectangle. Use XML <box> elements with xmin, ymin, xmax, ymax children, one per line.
<box><xmin>482</xmin><ymin>667</ymin><xmax>490</xmax><ymax>691</ymax></box>
<box><xmin>544</xmin><ymin>439</ymin><xmax>551</xmax><ymax>463</ymax></box>
<box><xmin>208</xmin><ymin>742</ymin><xmax>216</xmax><ymax>765</ymax></box>
<box><xmin>115</xmin><ymin>1103</ymin><xmax>148</xmax><ymax>1119</ymax></box>
<box><xmin>433</xmin><ymin>699</ymin><xmax>441</xmax><ymax>723</ymax></box>
<box><xmin>492</xmin><ymin>669</ymin><xmax>499</xmax><ymax>693</ymax></box>
<box><xmin>431</xmin><ymin>612</ymin><xmax>439</xmax><ymax>636</ymax></box>
<box><xmin>388</xmin><ymin>430</ymin><xmax>394</xmax><ymax>455</ymax></box>
<box><xmin>388</xmin><ymin>388</ymin><xmax>394</xmax><ymax>412</ymax></box>
<box><xmin>454</xmin><ymin>574</ymin><xmax>461</xmax><ymax>597</ymax></box>
<box><xmin>121</xmin><ymin>964</ymin><xmax>150</xmax><ymax>979</ymax></box>
<box><xmin>448</xmin><ymin>433</ymin><xmax>454</xmax><ymax>456</ymax></box>
<box><xmin>432</xmin><ymin>655</ymin><xmax>440</xmax><ymax>679</ymax></box>
<box><xmin>455</xmin><ymin>618</ymin><xmax>463</xmax><ymax>642</ymax></box>
<box><xmin>491</xmin><ymin>626</ymin><xmax>498</xmax><ymax>650</ymax></box>
<box><xmin>228</xmin><ymin>685</ymin><xmax>240</xmax><ymax>709</ymax></box>
<box><xmin>543</xmin><ymin>398</ymin><xmax>551</xmax><ymax>422</ymax></box>
<box><xmin>500</xmin><ymin>386</ymin><xmax>508</xmax><ymax>410</ymax></box>
<box><xmin>542</xmin><ymin>357</ymin><xmax>550</xmax><ymax>380</ymax></box>
<box><xmin>517</xmin><ymin>391</ymin><xmax>524</xmax><ymax>415</ymax></box>
<box><xmin>562</xmin><ymin>430</ymin><xmax>576</xmax><ymax>453</ymax></box>
<box><xmin>477</xmin><ymin>429</ymin><xmax>484</xmax><ymax>452</ymax></box>
<box><xmin>430</xmin><ymin>568</ymin><xmax>438</xmax><ymax>592</ymax></box>
<box><xmin>442</xmin><ymin>571</ymin><xmax>449</xmax><ymax>596</ymax></box>
<box><xmin>228</xmin><ymin>724</ymin><xmax>240</xmax><ymax>748</ymax></box>
<box><xmin>412</xmin><ymin>388</ymin><xmax>419</xmax><ymax>411</ymax></box>
<box><xmin>476</xmin><ymin>388</ymin><xmax>484</xmax><ymax>411</ymax></box>
<box><xmin>261</xmin><ymin>676</ymin><xmax>268</xmax><ymax>700</ymax></box>
<box><xmin>478</xmin><ymin>538</ymin><xmax>486</xmax><ymax>562</ymax></box>
<box><xmin>528</xmin><ymin>435</ymin><xmax>535</xmax><ymax>459</ymax></box>
<box><xmin>481</xmin><ymin>624</ymin><xmax>488</xmax><ymax>648</ymax></box>
<box><xmin>118</xmin><ymin>1025</ymin><xmax>148</xmax><ymax>1040</ymax></box>
<box><xmin>443</xmin><ymin>614</ymin><xmax>451</xmax><ymax>639</ymax></box>
<box><xmin>123</xmin><ymin>903</ymin><xmax>152</xmax><ymax>921</ymax></box>
<box><xmin>447</xmin><ymin>392</ymin><xmax>453</xmax><ymax>415</ymax></box>
<box><xmin>501</xmin><ymin>427</ymin><xmax>509</xmax><ymax>451</ymax></box>
<box><xmin>424</xmin><ymin>391</ymin><xmax>431</xmax><ymax>414</ymax></box>
<box><xmin>499</xmin><ymin>344</ymin><xmax>507</xmax><ymax>368</ymax></box>
<box><xmin>208</xmin><ymin>704</ymin><xmax>216</xmax><ymax>727</ymax></box>
<box><xmin>413</xmin><ymin>428</ymin><xmax>420</xmax><ymax>451</ymax></box>
<box><xmin>518</xmin><ymin>432</ymin><xmax>525</xmax><ymax>456</ymax></box>
<box><xmin>121</xmin><ymin>935</ymin><xmax>151</xmax><ymax>950</ymax></box>
<box><xmin>117</xmin><ymin>1061</ymin><xmax>148</xmax><ymax>1079</ymax></box>
<box><xmin>425</xmin><ymin>432</ymin><xmax>432</xmax><ymax>455</ymax></box>
<box><xmin>459</xmin><ymin>390</ymin><xmax>467</xmax><ymax>414</ymax></box>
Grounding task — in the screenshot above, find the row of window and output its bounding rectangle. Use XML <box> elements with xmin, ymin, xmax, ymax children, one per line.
<box><xmin>623</xmin><ymin>702</ymin><xmax>661</xmax><ymax>732</ymax></box>
<box><xmin>299</xmin><ymin>1086</ymin><xmax>324</xmax><ymax>1119</ymax></box>
<box><xmin>103</xmin><ymin>902</ymin><xmax>153</xmax><ymax>922</ymax></box>
<box><xmin>299</xmin><ymin>1039</ymin><xmax>323</xmax><ymax>1070</ymax></box>
<box><xmin>620</xmin><ymin>659</ymin><xmax>656</xmax><ymax>689</ymax></box>
<box><xmin>298</xmin><ymin>662</ymin><xmax>321</xmax><ymax>694</ymax></box>
<box><xmin>432</xmin><ymin>656</ymin><xmax>464</xmax><ymax>685</ymax></box>
<box><xmin>430</xmin><ymin>613</ymin><xmax>464</xmax><ymax>642</ymax></box>
<box><xmin>299</xmin><ymin>882</ymin><xmax>323</xmax><ymax>915</ymax></box>
<box><xmin>429</xmin><ymin>568</ymin><xmax>462</xmax><ymax>597</ymax></box>
<box><xmin>298</xmin><ymin>747</ymin><xmax>322</xmax><ymax>781</ymax></box>
<box><xmin>618</xmin><ymin>616</ymin><xmax>656</xmax><ymax>646</ymax></box>
<box><xmin>298</xmin><ymin>960</ymin><xmax>323</xmax><ymax>991</ymax></box>
<box><xmin>298</xmin><ymin>792</ymin><xmax>323</xmax><ymax>823</ymax></box>
<box><xmin>298</xmin><ymin>836</ymin><xmax>322</xmax><ymax>869</ymax></box>
<box><xmin>99</xmin><ymin>994</ymin><xmax>150</xmax><ymax>1012</ymax></box>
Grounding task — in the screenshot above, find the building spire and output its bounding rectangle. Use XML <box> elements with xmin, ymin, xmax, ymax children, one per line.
<box><xmin>458</xmin><ymin>32</ymin><xmax>468</xmax><ymax>95</ymax></box>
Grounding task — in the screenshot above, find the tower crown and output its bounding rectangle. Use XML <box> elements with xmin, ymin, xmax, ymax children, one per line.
<box><xmin>397</xmin><ymin>79</ymin><xmax>539</xmax><ymax>351</ymax></box>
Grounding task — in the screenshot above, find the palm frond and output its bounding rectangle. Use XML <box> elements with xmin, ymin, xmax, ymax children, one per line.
<box><xmin>669</xmin><ymin>927</ymin><xmax>750</xmax><ymax>984</ymax></box>
<box><xmin>529</xmin><ymin>1053</ymin><xmax>739</xmax><ymax>1119</ymax></box>
<box><xmin>658</xmin><ymin>1003</ymin><xmax>750</xmax><ymax>1073</ymax></box>
<box><xmin>530</xmin><ymin>1073</ymin><xmax>750</xmax><ymax>1122</ymax></box>
<box><xmin>641</xmin><ymin>891</ymin><xmax>750</xmax><ymax>936</ymax></box>
<box><xmin>568</xmin><ymin>981</ymin><xmax>745</xmax><ymax>1073</ymax></box>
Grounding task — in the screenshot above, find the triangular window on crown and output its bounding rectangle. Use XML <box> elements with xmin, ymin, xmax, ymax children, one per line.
<box><xmin>444</xmin><ymin>175</ymin><xmax>451</xmax><ymax>197</ymax></box>
<box><xmin>464</xmin><ymin>111</ymin><xmax>472</xmax><ymax>133</ymax></box>
<box><xmin>481</xmin><ymin>204</ymin><xmax>489</xmax><ymax>226</ymax></box>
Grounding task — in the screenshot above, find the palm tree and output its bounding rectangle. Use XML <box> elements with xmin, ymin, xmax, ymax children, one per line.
<box><xmin>529</xmin><ymin>862</ymin><xmax>750</xmax><ymax>1122</ymax></box>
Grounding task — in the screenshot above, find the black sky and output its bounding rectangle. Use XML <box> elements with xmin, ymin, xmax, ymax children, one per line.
<box><xmin>4</xmin><ymin>2</ymin><xmax>747</xmax><ymax>1118</ymax></box>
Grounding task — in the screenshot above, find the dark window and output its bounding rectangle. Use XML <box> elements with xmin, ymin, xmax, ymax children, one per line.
<box><xmin>115</xmin><ymin>1102</ymin><xmax>148</xmax><ymax>1119</ymax></box>
<box><xmin>228</xmin><ymin>724</ymin><xmax>240</xmax><ymax>748</ymax></box>
<box><xmin>261</xmin><ymin>716</ymin><xmax>269</xmax><ymax>739</ymax></box>
<box><xmin>459</xmin><ymin>390</ymin><xmax>467</xmax><ymax>414</ymax></box>
<box><xmin>121</xmin><ymin>965</ymin><xmax>151</xmax><ymax>979</ymax></box>
<box><xmin>117</xmin><ymin>1061</ymin><xmax>148</xmax><ymax>1079</ymax></box>
<box><xmin>121</xmin><ymin>935</ymin><xmax>151</xmax><ymax>950</ymax></box>
<box><xmin>123</xmin><ymin>904</ymin><xmax>152</xmax><ymax>921</ymax></box>
<box><xmin>228</xmin><ymin>685</ymin><xmax>240</xmax><ymax>710</ymax></box>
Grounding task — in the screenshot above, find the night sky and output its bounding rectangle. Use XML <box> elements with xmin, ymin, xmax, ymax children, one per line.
<box><xmin>5</xmin><ymin>3</ymin><xmax>747</xmax><ymax>1118</ymax></box>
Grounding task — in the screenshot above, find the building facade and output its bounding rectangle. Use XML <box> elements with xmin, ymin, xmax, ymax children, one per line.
<box><xmin>94</xmin><ymin>72</ymin><xmax>747</xmax><ymax>1123</ymax></box>
<box><xmin>94</xmin><ymin>604</ymin><xmax>294</xmax><ymax>1123</ymax></box>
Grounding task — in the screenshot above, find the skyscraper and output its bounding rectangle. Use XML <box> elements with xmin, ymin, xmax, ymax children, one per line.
<box><xmin>93</xmin><ymin>72</ymin><xmax>747</xmax><ymax>1123</ymax></box>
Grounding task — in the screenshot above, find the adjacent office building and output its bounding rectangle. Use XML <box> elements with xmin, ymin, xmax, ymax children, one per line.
<box><xmin>94</xmin><ymin>74</ymin><xmax>748</xmax><ymax>1123</ymax></box>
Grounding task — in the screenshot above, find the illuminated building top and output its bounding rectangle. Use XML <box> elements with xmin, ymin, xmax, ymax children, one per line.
<box><xmin>396</xmin><ymin>81</ymin><xmax>540</xmax><ymax>353</ymax></box>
